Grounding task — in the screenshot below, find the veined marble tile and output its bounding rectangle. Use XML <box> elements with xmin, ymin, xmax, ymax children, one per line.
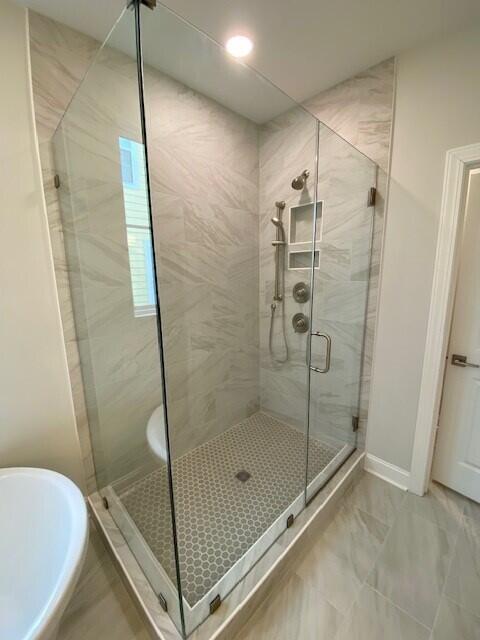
<box><xmin>303</xmin><ymin>58</ymin><xmax>395</xmax><ymax>172</ymax></box>
<box><xmin>294</xmin><ymin>501</ymin><xmax>388</xmax><ymax>614</ymax></box>
<box><xmin>336</xmin><ymin>584</ymin><xmax>430</xmax><ymax>640</ymax></box>
<box><xmin>343</xmin><ymin>471</ymin><xmax>406</xmax><ymax>526</ymax></box>
<box><xmin>235</xmin><ymin>570</ymin><xmax>343</xmax><ymax>640</ymax></box>
<box><xmin>57</xmin><ymin>524</ymin><xmax>151</xmax><ymax>640</ymax></box>
<box><xmin>29</xmin><ymin>11</ymin><xmax>100</xmax><ymax>143</ymax></box>
<box><xmin>432</xmin><ymin>596</ymin><xmax>480</xmax><ymax>640</ymax></box>
<box><xmin>464</xmin><ymin>497</ymin><xmax>480</xmax><ymax>525</ymax></box>
<box><xmin>368</xmin><ymin>508</ymin><xmax>455</xmax><ymax>628</ymax></box>
<box><xmin>318</xmin><ymin>502</ymin><xmax>389</xmax><ymax>583</ymax></box>
<box><xmin>444</xmin><ymin>515</ymin><xmax>480</xmax><ymax>618</ymax></box>
<box><xmin>401</xmin><ymin>481</ymin><xmax>466</xmax><ymax>533</ymax></box>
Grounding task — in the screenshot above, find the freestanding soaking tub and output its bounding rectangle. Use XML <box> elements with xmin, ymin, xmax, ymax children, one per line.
<box><xmin>0</xmin><ymin>467</ymin><xmax>88</xmax><ymax>640</ymax></box>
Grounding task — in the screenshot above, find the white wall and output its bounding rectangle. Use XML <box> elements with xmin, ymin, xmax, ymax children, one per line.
<box><xmin>367</xmin><ymin>24</ymin><xmax>480</xmax><ymax>473</ymax></box>
<box><xmin>0</xmin><ymin>0</ymin><xmax>84</xmax><ymax>489</ymax></box>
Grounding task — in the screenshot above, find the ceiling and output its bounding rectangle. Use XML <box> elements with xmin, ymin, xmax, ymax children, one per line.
<box><xmin>16</xmin><ymin>0</ymin><xmax>480</xmax><ymax>112</ymax></box>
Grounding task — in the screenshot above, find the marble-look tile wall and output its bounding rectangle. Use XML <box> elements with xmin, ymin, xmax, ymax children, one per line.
<box><xmin>303</xmin><ymin>59</ymin><xmax>395</xmax><ymax>173</ymax></box>
<box><xmin>52</xmin><ymin>30</ymin><xmax>165</xmax><ymax>487</ymax></box>
<box><xmin>258</xmin><ymin>107</ymin><xmax>317</xmax><ymax>432</ymax></box>
<box><xmin>30</xmin><ymin>10</ymin><xmax>259</xmax><ymax>486</ymax></box>
<box><xmin>303</xmin><ymin>59</ymin><xmax>395</xmax><ymax>448</ymax></box>
<box><xmin>309</xmin><ymin>126</ymin><xmax>376</xmax><ymax>448</ymax></box>
<box><xmin>258</xmin><ymin>59</ymin><xmax>394</xmax><ymax>449</ymax></box>
<box><xmin>143</xmin><ymin>67</ymin><xmax>260</xmax><ymax>459</ymax></box>
<box><xmin>258</xmin><ymin>113</ymin><xmax>377</xmax><ymax>451</ymax></box>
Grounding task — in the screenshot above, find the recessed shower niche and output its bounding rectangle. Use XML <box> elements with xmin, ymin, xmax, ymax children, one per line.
<box><xmin>51</xmin><ymin>1</ymin><xmax>377</xmax><ymax>637</ymax></box>
<box><xmin>288</xmin><ymin>200</ymin><xmax>322</xmax><ymax>270</ymax></box>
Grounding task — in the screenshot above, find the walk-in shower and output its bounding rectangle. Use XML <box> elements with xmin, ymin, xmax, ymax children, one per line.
<box><xmin>51</xmin><ymin>1</ymin><xmax>376</xmax><ymax>637</ymax></box>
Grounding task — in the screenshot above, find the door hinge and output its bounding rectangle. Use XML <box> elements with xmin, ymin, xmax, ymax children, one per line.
<box><xmin>352</xmin><ymin>416</ymin><xmax>359</xmax><ymax>432</ymax></box>
<box><xmin>286</xmin><ymin>513</ymin><xmax>294</xmax><ymax>528</ymax></box>
<box><xmin>367</xmin><ymin>187</ymin><xmax>376</xmax><ymax>207</ymax></box>
<box><xmin>158</xmin><ymin>593</ymin><xmax>167</xmax><ymax>612</ymax></box>
<box><xmin>209</xmin><ymin>594</ymin><xmax>221</xmax><ymax>614</ymax></box>
<box><xmin>102</xmin><ymin>496</ymin><xmax>109</xmax><ymax>510</ymax></box>
<box><xmin>141</xmin><ymin>0</ymin><xmax>156</xmax><ymax>8</ymax></box>
<box><xmin>54</xmin><ymin>174</ymin><xmax>60</xmax><ymax>189</ymax></box>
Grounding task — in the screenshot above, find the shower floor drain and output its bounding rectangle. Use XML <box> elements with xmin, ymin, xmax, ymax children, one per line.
<box><xmin>235</xmin><ymin>470</ymin><xmax>251</xmax><ymax>482</ymax></box>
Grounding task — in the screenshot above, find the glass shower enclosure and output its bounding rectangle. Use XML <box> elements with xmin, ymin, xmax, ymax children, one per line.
<box><xmin>52</xmin><ymin>1</ymin><xmax>376</xmax><ymax>636</ymax></box>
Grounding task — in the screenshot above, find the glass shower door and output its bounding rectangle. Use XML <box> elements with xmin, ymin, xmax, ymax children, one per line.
<box><xmin>306</xmin><ymin>123</ymin><xmax>376</xmax><ymax>501</ymax></box>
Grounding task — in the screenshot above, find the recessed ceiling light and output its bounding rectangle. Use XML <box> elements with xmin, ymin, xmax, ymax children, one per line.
<box><xmin>225</xmin><ymin>35</ymin><xmax>253</xmax><ymax>58</ymax></box>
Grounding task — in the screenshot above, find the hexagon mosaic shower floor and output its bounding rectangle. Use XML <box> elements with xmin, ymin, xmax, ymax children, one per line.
<box><xmin>118</xmin><ymin>412</ymin><xmax>341</xmax><ymax>606</ymax></box>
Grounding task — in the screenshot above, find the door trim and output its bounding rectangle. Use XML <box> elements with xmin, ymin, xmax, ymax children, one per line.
<box><xmin>409</xmin><ymin>143</ymin><xmax>480</xmax><ymax>496</ymax></box>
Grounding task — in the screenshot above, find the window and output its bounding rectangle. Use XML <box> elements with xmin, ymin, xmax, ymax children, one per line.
<box><xmin>119</xmin><ymin>137</ymin><xmax>156</xmax><ymax>317</ymax></box>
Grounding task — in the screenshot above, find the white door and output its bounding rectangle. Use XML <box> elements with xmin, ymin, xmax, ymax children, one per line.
<box><xmin>433</xmin><ymin>170</ymin><xmax>480</xmax><ymax>502</ymax></box>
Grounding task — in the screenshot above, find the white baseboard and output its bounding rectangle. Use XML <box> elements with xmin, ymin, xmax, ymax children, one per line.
<box><xmin>364</xmin><ymin>453</ymin><xmax>410</xmax><ymax>491</ymax></box>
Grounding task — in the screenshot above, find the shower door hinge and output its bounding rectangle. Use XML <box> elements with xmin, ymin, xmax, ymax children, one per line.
<box><xmin>158</xmin><ymin>593</ymin><xmax>168</xmax><ymax>612</ymax></box>
<box><xmin>352</xmin><ymin>416</ymin><xmax>359</xmax><ymax>432</ymax></box>
<box><xmin>367</xmin><ymin>187</ymin><xmax>376</xmax><ymax>207</ymax></box>
<box><xmin>54</xmin><ymin>174</ymin><xmax>60</xmax><ymax>189</ymax></box>
<box><xmin>209</xmin><ymin>594</ymin><xmax>221</xmax><ymax>615</ymax></box>
<box><xmin>141</xmin><ymin>0</ymin><xmax>156</xmax><ymax>8</ymax></box>
<box><xmin>102</xmin><ymin>496</ymin><xmax>109</xmax><ymax>509</ymax></box>
<box><xmin>286</xmin><ymin>513</ymin><xmax>294</xmax><ymax>528</ymax></box>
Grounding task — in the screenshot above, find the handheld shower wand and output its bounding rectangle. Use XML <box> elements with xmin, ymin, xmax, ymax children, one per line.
<box><xmin>269</xmin><ymin>201</ymin><xmax>288</xmax><ymax>363</ymax></box>
<box><xmin>271</xmin><ymin>201</ymin><xmax>286</xmax><ymax>301</ymax></box>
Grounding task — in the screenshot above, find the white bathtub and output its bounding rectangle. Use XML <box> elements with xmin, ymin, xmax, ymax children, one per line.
<box><xmin>0</xmin><ymin>467</ymin><xmax>88</xmax><ymax>640</ymax></box>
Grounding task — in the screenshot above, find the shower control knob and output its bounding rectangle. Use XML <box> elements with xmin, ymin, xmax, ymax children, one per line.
<box><xmin>292</xmin><ymin>313</ymin><xmax>309</xmax><ymax>333</ymax></box>
<box><xmin>293</xmin><ymin>282</ymin><xmax>310</xmax><ymax>303</ymax></box>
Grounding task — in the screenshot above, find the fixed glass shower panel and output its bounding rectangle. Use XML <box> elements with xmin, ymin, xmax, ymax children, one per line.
<box><xmin>135</xmin><ymin>2</ymin><xmax>318</xmax><ymax>634</ymax></box>
<box><xmin>51</xmin><ymin>7</ymin><xmax>183</xmax><ymax>633</ymax></box>
<box><xmin>306</xmin><ymin>123</ymin><xmax>376</xmax><ymax>501</ymax></box>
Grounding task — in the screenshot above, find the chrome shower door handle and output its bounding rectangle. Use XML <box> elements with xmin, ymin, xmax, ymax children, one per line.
<box><xmin>310</xmin><ymin>332</ymin><xmax>331</xmax><ymax>373</ymax></box>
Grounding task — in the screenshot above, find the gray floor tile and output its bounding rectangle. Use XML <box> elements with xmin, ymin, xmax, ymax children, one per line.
<box><xmin>294</xmin><ymin>502</ymin><xmax>389</xmax><ymax>614</ymax></box>
<box><xmin>343</xmin><ymin>472</ymin><xmax>406</xmax><ymax>526</ymax></box>
<box><xmin>464</xmin><ymin>497</ymin><xmax>480</xmax><ymax>526</ymax></box>
<box><xmin>367</xmin><ymin>508</ymin><xmax>455</xmax><ymax>628</ymax></box>
<box><xmin>295</xmin><ymin>543</ymin><xmax>361</xmax><ymax>616</ymax></box>
<box><xmin>402</xmin><ymin>481</ymin><xmax>465</xmax><ymax>533</ymax></box>
<box><xmin>431</xmin><ymin>596</ymin><xmax>480</xmax><ymax>640</ymax></box>
<box><xmin>336</xmin><ymin>584</ymin><xmax>430</xmax><ymax>640</ymax></box>
<box><xmin>58</xmin><ymin>526</ymin><xmax>150</xmax><ymax>640</ymax></box>
<box><xmin>445</xmin><ymin>516</ymin><xmax>480</xmax><ymax>618</ymax></box>
<box><xmin>236</xmin><ymin>571</ymin><xmax>344</xmax><ymax>640</ymax></box>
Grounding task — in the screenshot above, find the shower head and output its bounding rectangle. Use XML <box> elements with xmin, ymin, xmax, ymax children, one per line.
<box><xmin>291</xmin><ymin>169</ymin><xmax>309</xmax><ymax>190</ymax></box>
<box><xmin>271</xmin><ymin>217</ymin><xmax>283</xmax><ymax>227</ymax></box>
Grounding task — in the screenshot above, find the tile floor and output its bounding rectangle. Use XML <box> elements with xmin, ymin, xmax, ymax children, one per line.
<box><xmin>57</xmin><ymin>526</ymin><xmax>150</xmax><ymax>640</ymax></box>
<box><xmin>58</xmin><ymin>473</ymin><xmax>480</xmax><ymax>639</ymax></box>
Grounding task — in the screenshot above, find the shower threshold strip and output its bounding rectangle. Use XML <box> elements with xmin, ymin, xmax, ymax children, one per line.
<box><xmin>104</xmin><ymin>440</ymin><xmax>353</xmax><ymax>634</ymax></box>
